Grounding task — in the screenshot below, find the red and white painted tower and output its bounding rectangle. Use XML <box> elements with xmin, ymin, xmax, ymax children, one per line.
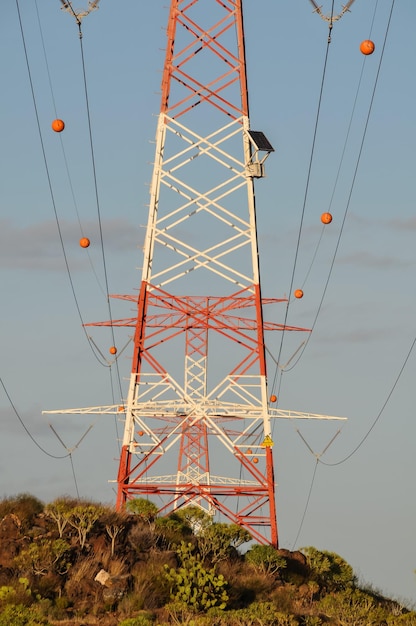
<box><xmin>108</xmin><ymin>0</ymin><xmax>299</xmax><ymax>547</ymax></box>
<box><xmin>46</xmin><ymin>0</ymin><xmax>345</xmax><ymax>547</ymax></box>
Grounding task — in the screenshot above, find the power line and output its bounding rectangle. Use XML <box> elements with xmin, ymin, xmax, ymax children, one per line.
<box><xmin>271</xmin><ymin>11</ymin><xmax>335</xmax><ymax>399</ymax></box>
<box><xmin>15</xmin><ymin>0</ymin><xmax>110</xmax><ymax>370</ymax></box>
<box><xmin>0</xmin><ymin>375</ymin><xmax>69</xmax><ymax>460</ymax></box>
<box><xmin>284</xmin><ymin>0</ymin><xmax>396</xmax><ymax>374</ymax></box>
<box><xmin>63</xmin><ymin>9</ymin><xmax>126</xmax><ymax>410</ymax></box>
<box><xmin>291</xmin><ymin>459</ymin><xmax>319</xmax><ymax>549</ymax></box>
<box><xmin>320</xmin><ymin>331</ymin><xmax>415</xmax><ymax>467</ymax></box>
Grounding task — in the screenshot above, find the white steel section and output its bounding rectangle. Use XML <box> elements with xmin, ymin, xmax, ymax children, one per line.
<box><xmin>185</xmin><ymin>355</ymin><xmax>207</xmax><ymax>400</ymax></box>
<box><xmin>141</xmin><ymin>115</ymin><xmax>166</xmax><ymax>286</ymax></box>
<box><xmin>163</xmin><ymin>115</ymin><xmax>247</xmax><ymax>172</ymax></box>
<box><xmin>241</xmin><ymin>115</ymin><xmax>270</xmax><ymax>437</ymax></box>
<box><xmin>122</xmin><ymin>372</ymin><xmax>139</xmax><ymax>447</ymax></box>
<box><xmin>242</xmin><ymin>116</ymin><xmax>261</xmax><ymax>288</ymax></box>
<box><xmin>142</xmin><ymin>112</ymin><xmax>265</xmax><ymax>291</ymax></box>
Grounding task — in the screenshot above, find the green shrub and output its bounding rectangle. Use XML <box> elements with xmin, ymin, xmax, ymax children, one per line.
<box><xmin>300</xmin><ymin>617</ymin><xmax>322</xmax><ymax>626</ymax></box>
<box><xmin>154</xmin><ymin>514</ymin><xmax>193</xmax><ymax>550</ymax></box>
<box><xmin>0</xmin><ymin>603</ymin><xmax>51</xmax><ymax>626</ymax></box>
<box><xmin>318</xmin><ymin>588</ymin><xmax>389</xmax><ymax>625</ymax></box>
<box><xmin>164</xmin><ymin>542</ymin><xmax>228</xmax><ymax>611</ymax></box>
<box><xmin>387</xmin><ymin>614</ymin><xmax>416</xmax><ymax>624</ymax></box>
<box><xmin>302</xmin><ymin>547</ymin><xmax>355</xmax><ymax>591</ymax></box>
<box><xmin>0</xmin><ymin>494</ymin><xmax>43</xmax><ymax>530</ymax></box>
<box><xmin>0</xmin><ymin>578</ymin><xmax>35</xmax><ymax>608</ymax></box>
<box><xmin>126</xmin><ymin>498</ymin><xmax>158</xmax><ymax>524</ymax></box>
<box><xmin>223</xmin><ymin>603</ymin><xmax>299</xmax><ymax>625</ymax></box>
<box><xmin>119</xmin><ymin>613</ymin><xmax>155</xmax><ymax>626</ymax></box>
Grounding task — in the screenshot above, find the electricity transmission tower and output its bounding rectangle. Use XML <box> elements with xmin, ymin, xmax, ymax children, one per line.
<box><xmin>45</xmin><ymin>0</ymin><xmax>345</xmax><ymax>548</ymax></box>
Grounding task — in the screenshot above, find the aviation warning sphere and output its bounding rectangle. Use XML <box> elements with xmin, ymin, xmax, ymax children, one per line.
<box><xmin>51</xmin><ymin>119</ymin><xmax>65</xmax><ymax>132</ymax></box>
<box><xmin>294</xmin><ymin>289</ymin><xmax>304</xmax><ymax>299</ymax></box>
<box><xmin>79</xmin><ymin>237</ymin><xmax>90</xmax><ymax>248</ymax></box>
<box><xmin>321</xmin><ymin>212</ymin><xmax>333</xmax><ymax>224</ymax></box>
<box><xmin>360</xmin><ymin>40</ymin><xmax>375</xmax><ymax>55</ymax></box>
<box><xmin>270</xmin><ymin>394</ymin><xmax>277</xmax><ymax>403</ymax></box>
<box><xmin>109</xmin><ymin>346</ymin><xmax>117</xmax><ymax>355</ymax></box>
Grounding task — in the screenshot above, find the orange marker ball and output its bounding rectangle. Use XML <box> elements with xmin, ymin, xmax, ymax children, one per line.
<box><xmin>80</xmin><ymin>237</ymin><xmax>90</xmax><ymax>248</ymax></box>
<box><xmin>51</xmin><ymin>119</ymin><xmax>65</xmax><ymax>132</ymax></box>
<box><xmin>321</xmin><ymin>212</ymin><xmax>332</xmax><ymax>225</ymax></box>
<box><xmin>270</xmin><ymin>394</ymin><xmax>277</xmax><ymax>403</ymax></box>
<box><xmin>294</xmin><ymin>289</ymin><xmax>304</xmax><ymax>299</ymax></box>
<box><xmin>360</xmin><ymin>40</ymin><xmax>375</xmax><ymax>55</ymax></box>
<box><xmin>138</xmin><ymin>431</ymin><xmax>144</xmax><ymax>437</ymax></box>
<box><xmin>109</xmin><ymin>346</ymin><xmax>117</xmax><ymax>355</ymax></box>
<box><xmin>253</xmin><ymin>457</ymin><xmax>259</xmax><ymax>464</ymax></box>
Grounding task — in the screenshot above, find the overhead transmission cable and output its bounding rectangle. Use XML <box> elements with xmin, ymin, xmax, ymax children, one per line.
<box><xmin>271</xmin><ymin>0</ymin><xmax>396</xmax><ymax>546</ymax></box>
<box><xmin>15</xmin><ymin>0</ymin><xmax>109</xmax><ymax>370</ymax></box>
<box><xmin>34</xmin><ymin>0</ymin><xmax>107</xmax><ymax>299</ymax></box>
<box><xmin>292</xmin><ymin>314</ymin><xmax>411</xmax><ymax>540</ymax></box>
<box><xmin>0</xmin><ymin>375</ymin><xmax>69</xmax><ymax>460</ymax></box>
<box><xmin>320</xmin><ymin>330</ymin><xmax>415</xmax><ymax>467</ymax></box>
<box><xmin>291</xmin><ymin>459</ymin><xmax>319</xmax><ymax>548</ymax></box>
<box><xmin>284</xmin><ymin>0</ymin><xmax>394</xmax><ymax>375</ymax></box>
<box><xmin>61</xmin><ymin>2</ymin><xmax>126</xmax><ymax>411</ymax></box>
<box><xmin>270</xmin><ymin>2</ymin><xmax>337</xmax><ymax>403</ymax></box>
<box><xmin>39</xmin><ymin>1</ymin><xmax>125</xmax><ymax>417</ymax></box>
<box><xmin>17</xmin><ymin>0</ymin><xmax>122</xmax><ymax>468</ymax></box>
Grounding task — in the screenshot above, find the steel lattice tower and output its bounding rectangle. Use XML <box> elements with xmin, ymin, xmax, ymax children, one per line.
<box><xmin>109</xmin><ymin>0</ymin><xmax>296</xmax><ymax>546</ymax></box>
<box><xmin>45</xmin><ymin>0</ymin><xmax>346</xmax><ymax>547</ymax></box>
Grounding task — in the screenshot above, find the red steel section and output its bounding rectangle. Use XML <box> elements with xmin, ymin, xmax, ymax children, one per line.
<box><xmin>160</xmin><ymin>0</ymin><xmax>249</xmax><ymax>120</ymax></box>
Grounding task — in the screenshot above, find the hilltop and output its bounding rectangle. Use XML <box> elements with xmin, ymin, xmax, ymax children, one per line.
<box><xmin>0</xmin><ymin>493</ymin><xmax>415</xmax><ymax>626</ymax></box>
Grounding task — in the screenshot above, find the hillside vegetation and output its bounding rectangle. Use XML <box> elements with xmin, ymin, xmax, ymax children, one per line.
<box><xmin>0</xmin><ymin>493</ymin><xmax>414</xmax><ymax>626</ymax></box>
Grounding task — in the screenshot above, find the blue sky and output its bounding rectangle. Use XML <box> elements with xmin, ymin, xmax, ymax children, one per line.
<box><xmin>1</xmin><ymin>0</ymin><xmax>415</xmax><ymax>605</ymax></box>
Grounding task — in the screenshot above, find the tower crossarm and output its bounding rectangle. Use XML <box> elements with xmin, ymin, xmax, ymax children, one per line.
<box><xmin>270</xmin><ymin>409</ymin><xmax>347</xmax><ymax>421</ymax></box>
<box><xmin>43</xmin><ymin>404</ymin><xmax>346</xmax><ymax>421</ymax></box>
<box><xmin>111</xmin><ymin>474</ymin><xmax>265</xmax><ymax>487</ymax></box>
<box><xmin>84</xmin><ymin>291</ymin><xmax>311</xmax><ymax>334</ymax></box>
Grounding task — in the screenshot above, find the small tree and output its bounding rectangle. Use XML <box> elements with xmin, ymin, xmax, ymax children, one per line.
<box><xmin>106</xmin><ymin>524</ymin><xmax>124</xmax><ymax>557</ymax></box>
<box><xmin>197</xmin><ymin>522</ymin><xmax>251</xmax><ymax>563</ymax></box>
<box><xmin>67</xmin><ymin>504</ymin><xmax>104</xmax><ymax>548</ymax></box>
<box><xmin>245</xmin><ymin>544</ymin><xmax>287</xmax><ymax>577</ymax></box>
<box><xmin>126</xmin><ymin>498</ymin><xmax>158</xmax><ymax>526</ymax></box>
<box><xmin>45</xmin><ymin>498</ymin><xmax>77</xmax><ymax>538</ymax></box>
<box><xmin>101</xmin><ymin>509</ymin><xmax>128</xmax><ymax>557</ymax></box>
<box><xmin>173</xmin><ymin>505</ymin><xmax>212</xmax><ymax>535</ymax></box>
<box><xmin>154</xmin><ymin>513</ymin><xmax>193</xmax><ymax>550</ymax></box>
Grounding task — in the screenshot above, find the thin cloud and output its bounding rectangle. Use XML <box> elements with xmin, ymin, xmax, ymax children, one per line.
<box><xmin>388</xmin><ymin>216</ymin><xmax>416</xmax><ymax>232</ymax></box>
<box><xmin>0</xmin><ymin>218</ymin><xmax>141</xmax><ymax>270</ymax></box>
<box><xmin>317</xmin><ymin>327</ymin><xmax>386</xmax><ymax>346</ymax></box>
<box><xmin>338</xmin><ymin>250</ymin><xmax>413</xmax><ymax>270</ymax></box>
